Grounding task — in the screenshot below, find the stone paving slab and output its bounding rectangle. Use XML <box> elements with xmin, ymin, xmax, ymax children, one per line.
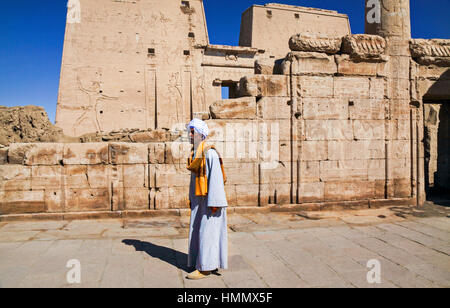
<box><xmin>0</xmin><ymin>205</ymin><xmax>448</xmax><ymax>288</ymax></box>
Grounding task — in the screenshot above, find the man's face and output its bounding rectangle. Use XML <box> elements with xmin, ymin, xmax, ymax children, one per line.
<box><xmin>190</xmin><ymin>127</ymin><xmax>203</xmax><ymax>147</ymax></box>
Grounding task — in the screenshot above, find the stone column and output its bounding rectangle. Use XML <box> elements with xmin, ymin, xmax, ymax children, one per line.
<box><xmin>365</xmin><ymin>0</ymin><xmax>411</xmax><ymax>40</ymax></box>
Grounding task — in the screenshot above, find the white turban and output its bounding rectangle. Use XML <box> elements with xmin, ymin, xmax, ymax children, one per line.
<box><xmin>187</xmin><ymin>118</ymin><xmax>209</xmax><ymax>139</ymax></box>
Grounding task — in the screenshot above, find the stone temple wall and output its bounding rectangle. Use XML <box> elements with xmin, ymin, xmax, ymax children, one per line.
<box><xmin>1</xmin><ymin>1</ymin><xmax>450</xmax><ymax>220</ymax></box>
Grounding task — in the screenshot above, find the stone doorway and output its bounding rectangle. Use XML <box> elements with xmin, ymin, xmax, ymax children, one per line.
<box><xmin>423</xmin><ymin>101</ymin><xmax>450</xmax><ymax>204</ymax></box>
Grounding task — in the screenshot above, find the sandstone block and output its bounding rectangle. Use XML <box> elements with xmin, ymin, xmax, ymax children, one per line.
<box><xmin>63</xmin><ymin>143</ymin><xmax>109</xmax><ymax>165</ymax></box>
<box><xmin>122</xmin><ymin>164</ymin><xmax>148</xmax><ymax>188</ymax></box>
<box><xmin>239</xmin><ymin>75</ymin><xmax>289</xmax><ymax>98</ymax></box>
<box><xmin>210</xmin><ymin>97</ymin><xmax>257</xmax><ymax>119</ymax></box>
<box><xmin>289</xmin><ymin>34</ymin><xmax>342</xmax><ymax>54</ymax></box>
<box><xmin>0</xmin><ymin>148</ymin><xmax>8</xmax><ymax>165</ymax></box>
<box><xmin>334</xmin><ymin>77</ymin><xmax>370</xmax><ymax>99</ymax></box>
<box><xmin>349</xmin><ymin>99</ymin><xmax>386</xmax><ymax>120</ymax></box>
<box><xmin>298</xmin><ymin>182</ymin><xmax>324</xmax><ymax>203</ymax></box>
<box><xmin>285</xmin><ymin>52</ymin><xmax>337</xmax><ymax>75</ymax></box>
<box><xmin>303</xmin><ymin>98</ymin><xmax>348</xmax><ymax>120</ymax></box>
<box><xmin>31</xmin><ymin>166</ymin><xmax>62</xmax><ymax>190</ymax></box>
<box><xmin>109</xmin><ymin>143</ymin><xmax>148</xmax><ymax>165</ymax></box>
<box><xmin>129</xmin><ymin>129</ymin><xmax>171</xmax><ymax>143</ymax></box>
<box><xmin>44</xmin><ymin>189</ymin><xmax>63</xmax><ymax>213</ymax></box>
<box><xmin>86</xmin><ymin>165</ymin><xmax>111</xmax><ymax>189</ymax></box>
<box><xmin>388</xmin><ymin>140</ymin><xmax>411</xmax><ymax>159</ymax></box>
<box><xmin>298</xmin><ymin>76</ymin><xmax>334</xmax><ymax>98</ymax></box>
<box><xmin>66</xmin><ymin>188</ymin><xmax>110</xmax><ymax>212</ymax></box>
<box><xmin>320</xmin><ymin>160</ymin><xmax>369</xmax><ymax>182</ymax></box>
<box><xmin>235</xmin><ymin>184</ymin><xmax>259</xmax><ymax>206</ymax></box>
<box><xmin>154</xmin><ymin>187</ymin><xmax>189</xmax><ymax>210</ymax></box>
<box><xmin>153</xmin><ymin>164</ymin><xmax>190</xmax><ymax>188</ymax></box>
<box><xmin>341</xmin><ymin>34</ymin><xmax>387</xmax><ymax>61</ymax></box>
<box><xmin>328</xmin><ymin>140</ymin><xmax>385</xmax><ymax>160</ymax></box>
<box><xmin>64</xmin><ymin>165</ymin><xmax>89</xmax><ymax>188</ymax></box>
<box><xmin>165</xmin><ymin>142</ymin><xmax>191</xmax><ymax>164</ymax></box>
<box><xmin>392</xmin><ymin>178</ymin><xmax>411</xmax><ymax>198</ymax></box>
<box><xmin>0</xmin><ymin>190</ymin><xmax>46</xmax><ymax>215</ymax></box>
<box><xmin>305</xmin><ymin>120</ymin><xmax>353</xmax><ymax>141</ymax></box>
<box><xmin>324</xmin><ymin>180</ymin><xmax>375</xmax><ymax>202</ymax></box>
<box><xmin>255</xmin><ymin>58</ymin><xmax>276</xmax><ymax>75</ymax></box>
<box><xmin>368</xmin><ymin>159</ymin><xmax>386</xmax><ymax>181</ymax></box>
<box><xmin>8</xmin><ymin>143</ymin><xmax>63</xmax><ymax>165</ymax></box>
<box><xmin>225</xmin><ymin>185</ymin><xmax>237</xmax><ymax>207</ymax></box>
<box><xmin>336</xmin><ymin>54</ymin><xmax>382</xmax><ymax>76</ymax></box>
<box><xmin>259</xmin><ymin>161</ymin><xmax>290</xmax><ymax>185</ymax></box>
<box><xmin>148</xmin><ymin>143</ymin><xmax>166</xmax><ymax>164</ymax></box>
<box><xmin>410</xmin><ymin>39</ymin><xmax>450</xmax><ymax>59</ymax></box>
<box><xmin>257</xmin><ymin>97</ymin><xmax>291</xmax><ymax>120</ymax></box>
<box><xmin>112</xmin><ymin>187</ymin><xmax>150</xmax><ymax>211</ymax></box>
<box><xmin>226</xmin><ymin>162</ymin><xmax>257</xmax><ymax>185</ymax></box>
<box><xmin>353</xmin><ymin>120</ymin><xmax>385</xmax><ymax>140</ymax></box>
<box><xmin>0</xmin><ymin>165</ymin><xmax>31</xmax><ymax>191</ymax></box>
<box><xmin>300</xmin><ymin>161</ymin><xmax>320</xmax><ymax>183</ymax></box>
<box><xmin>301</xmin><ymin>141</ymin><xmax>328</xmax><ymax>161</ymax></box>
<box><xmin>387</xmin><ymin>159</ymin><xmax>411</xmax><ymax>179</ymax></box>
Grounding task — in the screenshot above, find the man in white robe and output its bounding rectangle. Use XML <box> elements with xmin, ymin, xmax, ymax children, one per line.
<box><xmin>186</xmin><ymin>119</ymin><xmax>228</xmax><ymax>280</ymax></box>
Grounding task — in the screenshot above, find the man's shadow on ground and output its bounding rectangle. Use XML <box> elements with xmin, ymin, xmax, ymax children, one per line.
<box><xmin>122</xmin><ymin>239</ymin><xmax>192</xmax><ymax>273</ymax></box>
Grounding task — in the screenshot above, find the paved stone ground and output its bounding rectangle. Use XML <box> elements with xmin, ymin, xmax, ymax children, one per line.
<box><xmin>0</xmin><ymin>202</ymin><xmax>449</xmax><ymax>288</ymax></box>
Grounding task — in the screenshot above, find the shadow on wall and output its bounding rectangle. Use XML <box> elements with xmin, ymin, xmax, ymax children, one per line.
<box><xmin>122</xmin><ymin>239</ymin><xmax>191</xmax><ymax>272</ymax></box>
<box><xmin>423</xmin><ymin>69</ymin><xmax>450</xmax><ymax>205</ymax></box>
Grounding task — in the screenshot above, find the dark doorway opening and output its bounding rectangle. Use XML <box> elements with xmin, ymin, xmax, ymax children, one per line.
<box><xmin>221</xmin><ymin>80</ymin><xmax>239</xmax><ymax>99</ymax></box>
<box><xmin>423</xmin><ymin>100</ymin><xmax>450</xmax><ymax>205</ymax></box>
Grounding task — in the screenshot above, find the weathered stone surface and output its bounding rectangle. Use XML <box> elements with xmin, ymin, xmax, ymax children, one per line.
<box><xmin>129</xmin><ymin>130</ymin><xmax>171</xmax><ymax>143</ymax></box>
<box><xmin>0</xmin><ymin>190</ymin><xmax>46</xmax><ymax>215</ymax></box>
<box><xmin>298</xmin><ymin>76</ymin><xmax>334</xmax><ymax>98</ymax></box>
<box><xmin>303</xmin><ymin>98</ymin><xmax>348</xmax><ymax>120</ymax></box>
<box><xmin>112</xmin><ymin>187</ymin><xmax>149</xmax><ymax>211</ymax></box>
<box><xmin>0</xmin><ymin>165</ymin><xmax>31</xmax><ymax>191</ymax></box>
<box><xmin>410</xmin><ymin>39</ymin><xmax>450</xmax><ymax>66</ymax></box>
<box><xmin>341</xmin><ymin>34</ymin><xmax>387</xmax><ymax>61</ymax></box>
<box><xmin>289</xmin><ymin>34</ymin><xmax>342</xmax><ymax>54</ymax></box>
<box><xmin>328</xmin><ymin>140</ymin><xmax>385</xmax><ymax>161</ymax></box>
<box><xmin>239</xmin><ymin>75</ymin><xmax>289</xmax><ymax>98</ymax></box>
<box><xmin>284</xmin><ymin>52</ymin><xmax>337</xmax><ymax>75</ymax></box>
<box><xmin>320</xmin><ymin>160</ymin><xmax>370</xmax><ymax>182</ymax></box>
<box><xmin>257</xmin><ymin>97</ymin><xmax>291</xmax><ymax>120</ymax></box>
<box><xmin>7</xmin><ymin>143</ymin><xmax>63</xmax><ymax>166</ymax></box>
<box><xmin>298</xmin><ymin>182</ymin><xmax>324</xmax><ymax>203</ymax></box>
<box><xmin>63</xmin><ymin>143</ymin><xmax>109</xmax><ymax>165</ymax></box>
<box><xmin>0</xmin><ymin>148</ymin><xmax>8</xmax><ymax>165</ymax></box>
<box><xmin>154</xmin><ymin>187</ymin><xmax>189</xmax><ymax>210</ymax></box>
<box><xmin>334</xmin><ymin>77</ymin><xmax>371</xmax><ymax>99</ymax></box>
<box><xmin>148</xmin><ymin>143</ymin><xmax>165</xmax><ymax>164</ymax></box>
<box><xmin>255</xmin><ymin>58</ymin><xmax>276</xmax><ymax>75</ymax></box>
<box><xmin>109</xmin><ymin>143</ymin><xmax>148</xmax><ymax>165</ymax></box>
<box><xmin>152</xmin><ymin>164</ymin><xmax>190</xmax><ymax>188</ymax></box>
<box><xmin>210</xmin><ymin>97</ymin><xmax>257</xmax><ymax>119</ymax></box>
<box><xmin>31</xmin><ymin>166</ymin><xmax>62</xmax><ymax>190</ymax></box>
<box><xmin>324</xmin><ymin>180</ymin><xmax>376</xmax><ymax>201</ymax></box>
<box><xmin>65</xmin><ymin>189</ymin><xmax>110</xmax><ymax>212</ymax></box>
<box><xmin>0</xmin><ymin>106</ymin><xmax>64</xmax><ymax>147</ymax></box>
<box><xmin>349</xmin><ymin>99</ymin><xmax>386</xmax><ymax>120</ymax></box>
<box><xmin>305</xmin><ymin>120</ymin><xmax>354</xmax><ymax>141</ymax></box>
<box><xmin>336</xmin><ymin>55</ymin><xmax>387</xmax><ymax>76</ymax></box>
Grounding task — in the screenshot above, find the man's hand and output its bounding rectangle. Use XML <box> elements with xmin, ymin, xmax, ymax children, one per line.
<box><xmin>211</xmin><ymin>207</ymin><xmax>219</xmax><ymax>215</ymax></box>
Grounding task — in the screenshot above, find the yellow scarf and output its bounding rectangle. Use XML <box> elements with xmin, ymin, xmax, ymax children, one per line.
<box><xmin>187</xmin><ymin>140</ymin><xmax>227</xmax><ymax>196</ymax></box>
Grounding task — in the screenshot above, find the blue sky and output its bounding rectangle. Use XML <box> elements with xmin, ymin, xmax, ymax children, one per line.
<box><xmin>1</xmin><ymin>0</ymin><xmax>449</xmax><ymax>123</ymax></box>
